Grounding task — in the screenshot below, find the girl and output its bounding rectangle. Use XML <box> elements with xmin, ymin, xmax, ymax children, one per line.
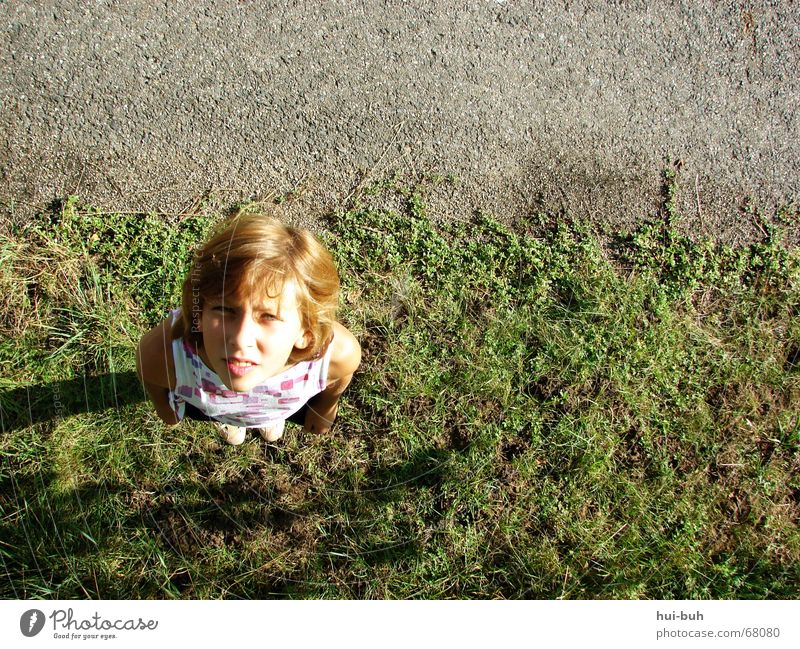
<box><xmin>136</xmin><ymin>213</ymin><xmax>361</xmax><ymax>445</ymax></box>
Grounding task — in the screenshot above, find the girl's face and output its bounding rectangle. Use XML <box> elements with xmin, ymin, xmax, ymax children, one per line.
<box><xmin>197</xmin><ymin>281</ymin><xmax>310</xmax><ymax>392</ymax></box>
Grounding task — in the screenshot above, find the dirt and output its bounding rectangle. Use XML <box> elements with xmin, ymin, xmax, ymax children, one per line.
<box><xmin>1</xmin><ymin>1</ymin><xmax>798</xmax><ymax>245</ymax></box>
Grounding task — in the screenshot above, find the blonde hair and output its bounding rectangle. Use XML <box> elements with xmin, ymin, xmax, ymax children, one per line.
<box><xmin>172</xmin><ymin>213</ymin><xmax>339</xmax><ymax>363</ymax></box>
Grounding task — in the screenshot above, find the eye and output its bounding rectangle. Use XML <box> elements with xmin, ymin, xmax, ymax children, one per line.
<box><xmin>261</xmin><ymin>312</ymin><xmax>278</xmax><ymax>322</ymax></box>
<box><xmin>211</xmin><ymin>305</ymin><xmax>235</xmax><ymax>314</ymax></box>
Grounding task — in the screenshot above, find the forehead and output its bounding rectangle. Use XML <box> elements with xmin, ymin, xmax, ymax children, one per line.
<box><xmin>211</xmin><ymin>279</ymin><xmax>299</xmax><ymax>310</ymax></box>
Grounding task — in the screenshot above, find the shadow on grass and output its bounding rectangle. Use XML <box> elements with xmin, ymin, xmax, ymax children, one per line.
<box><xmin>0</xmin><ymin>366</ymin><xmax>457</xmax><ymax>596</ymax></box>
<box><xmin>0</xmin><ymin>371</ymin><xmax>145</xmax><ymax>433</ymax></box>
<box><xmin>4</xmin><ymin>429</ymin><xmax>798</xmax><ymax>598</ymax></box>
<box><xmin>0</xmin><ymin>439</ymin><xmax>456</xmax><ymax>598</ymax></box>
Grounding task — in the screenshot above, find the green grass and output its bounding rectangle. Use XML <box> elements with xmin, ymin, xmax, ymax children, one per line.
<box><xmin>1</xmin><ymin>178</ymin><xmax>798</xmax><ymax>598</ymax></box>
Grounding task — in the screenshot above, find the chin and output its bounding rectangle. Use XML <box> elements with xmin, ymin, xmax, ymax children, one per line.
<box><xmin>214</xmin><ymin>360</ymin><xmax>259</xmax><ymax>388</ymax></box>
<box><xmin>221</xmin><ymin>374</ymin><xmax>261</xmax><ymax>393</ymax></box>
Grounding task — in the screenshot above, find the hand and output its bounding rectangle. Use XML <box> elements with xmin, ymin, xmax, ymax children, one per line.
<box><xmin>304</xmin><ymin>402</ymin><xmax>339</xmax><ymax>434</ymax></box>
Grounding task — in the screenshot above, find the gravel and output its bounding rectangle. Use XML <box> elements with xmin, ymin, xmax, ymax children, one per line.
<box><xmin>2</xmin><ymin>0</ymin><xmax>798</xmax><ymax>243</ymax></box>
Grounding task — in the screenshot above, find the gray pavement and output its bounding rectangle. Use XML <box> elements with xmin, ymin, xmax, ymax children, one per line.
<box><xmin>1</xmin><ymin>0</ymin><xmax>798</xmax><ymax>243</ymax></box>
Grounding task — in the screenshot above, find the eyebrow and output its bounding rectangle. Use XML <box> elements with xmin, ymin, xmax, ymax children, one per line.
<box><xmin>249</xmin><ymin>301</ymin><xmax>284</xmax><ymax>318</ymax></box>
<box><xmin>208</xmin><ymin>297</ymin><xmax>281</xmax><ymax>312</ymax></box>
<box><xmin>251</xmin><ymin>298</ymin><xmax>281</xmax><ymax>310</ymax></box>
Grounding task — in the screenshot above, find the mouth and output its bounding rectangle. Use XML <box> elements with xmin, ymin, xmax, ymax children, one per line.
<box><xmin>225</xmin><ymin>358</ymin><xmax>258</xmax><ymax>377</ymax></box>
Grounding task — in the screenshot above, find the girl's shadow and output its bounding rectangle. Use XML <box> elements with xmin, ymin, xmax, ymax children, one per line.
<box><xmin>0</xmin><ymin>371</ymin><xmax>145</xmax><ymax>432</ymax></box>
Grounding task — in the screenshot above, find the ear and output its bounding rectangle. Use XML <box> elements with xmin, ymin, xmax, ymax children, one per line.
<box><xmin>294</xmin><ymin>329</ymin><xmax>312</xmax><ymax>350</ymax></box>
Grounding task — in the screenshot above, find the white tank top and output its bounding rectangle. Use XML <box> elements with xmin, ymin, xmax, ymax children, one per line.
<box><xmin>167</xmin><ymin>310</ymin><xmax>332</xmax><ymax>427</ymax></box>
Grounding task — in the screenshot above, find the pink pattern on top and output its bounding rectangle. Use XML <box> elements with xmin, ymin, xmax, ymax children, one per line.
<box><xmin>166</xmin><ymin>310</ymin><xmax>332</xmax><ymax>427</ymax></box>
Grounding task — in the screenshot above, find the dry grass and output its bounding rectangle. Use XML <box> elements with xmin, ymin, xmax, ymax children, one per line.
<box><xmin>1</xmin><ymin>182</ymin><xmax>798</xmax><ymax>598</ymax></box>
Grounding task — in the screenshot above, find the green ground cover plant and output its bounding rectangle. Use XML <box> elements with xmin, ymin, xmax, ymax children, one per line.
<box><xmin>1</xmin><ymin>178</ymin><xmax>798</xmax><ymax>598</ymax></box>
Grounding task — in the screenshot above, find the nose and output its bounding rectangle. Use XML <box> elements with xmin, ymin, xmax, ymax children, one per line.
<box><xmin>225</xmin><ymin>311</ymin><xmax>257</xmax><ymax>349</ymax></box>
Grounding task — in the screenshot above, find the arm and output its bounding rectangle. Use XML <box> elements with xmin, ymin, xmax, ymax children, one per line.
<box><xmin>136</xmin><ymin>316</ymin><xmax>180</xmax><ymax>426</ymax></box>
<box><xmin>304</xmin><ymin>321</ymin><xmax>361</xmax><ymax>434</ymax></box>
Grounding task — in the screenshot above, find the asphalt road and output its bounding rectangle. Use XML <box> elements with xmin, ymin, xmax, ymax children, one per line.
<box><xmin>2</xmin><ymin>0</ymin><xmax>798</xmax><ymax>243</ymax></box>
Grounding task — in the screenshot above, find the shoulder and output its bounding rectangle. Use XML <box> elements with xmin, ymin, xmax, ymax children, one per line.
<box><xmin>136</xmin><ymin>315</ymin><xmax>177</xmax><ymax>389</ymax></box>
<box><xmin>327</xmin><ymin>321</ymin><xmax>361</xmax><ymax>380</ymax></box>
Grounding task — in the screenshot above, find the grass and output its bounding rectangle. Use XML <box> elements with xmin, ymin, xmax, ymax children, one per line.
<box><xmin>0</xmin><ymin>177</ymin><xmax>798</xmax><ymax>598</ymax></box>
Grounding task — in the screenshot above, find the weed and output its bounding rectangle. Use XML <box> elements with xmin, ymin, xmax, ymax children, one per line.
<box><xmin>1</xmin><ymin>180</ymin><xmax>798</xmax><ymax>598</ymax></box>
